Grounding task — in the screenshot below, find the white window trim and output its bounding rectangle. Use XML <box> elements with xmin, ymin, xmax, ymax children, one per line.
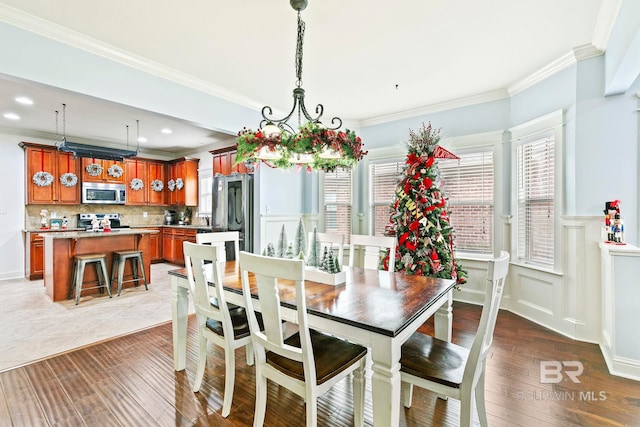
<box><xmin>510</xmin><ymin>110</ymin><xmax>564</xmax><ymax>273</ymax></box>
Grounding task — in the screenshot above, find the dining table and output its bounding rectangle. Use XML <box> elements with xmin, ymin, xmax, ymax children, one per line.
<box><xmin>169</xmin><ymin>261</ymin><xmax>455</xmax><ymax>427</ymax></box>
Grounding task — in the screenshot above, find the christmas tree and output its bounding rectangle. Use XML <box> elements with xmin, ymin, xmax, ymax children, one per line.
<box><xmin>385</xmin><ymin>122</ymin><xmax>467</xmax><ymax>285</ymax></box>
<box><xmin>277</xmin><ymin>225</ymin><xmax>287</xmax><ymax>258</ymax></box>
<box><xmin>307</xmin><ymin>226</ymin><xmax>321</xmax><ymax>267</ymax></box>
<box><xmin>293</xmin><ymin>218</ymin><xmax>307</xmax><ymax>258</ymax></box>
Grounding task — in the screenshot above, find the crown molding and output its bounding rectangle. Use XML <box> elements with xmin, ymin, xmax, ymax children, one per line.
<box><xmin>360</xmin><ymin>88</ymin><xmax>510</xmax><ymax>128</ymax></box>
<box><xmin>592</xmin><ymin>0</ymin><xmax>623</xmax><ymax>51</ymax></box>
<box><xmin>0</xmin><ymin>4</ymin><xmax>264</xmax><ymax>113</ymax></box>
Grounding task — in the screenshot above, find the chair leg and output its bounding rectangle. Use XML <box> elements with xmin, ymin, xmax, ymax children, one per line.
<box><xmin>131</xmin><ymin>257</ymin><xmax>139</xmax><ymax>287</ymax></box>
<box><xmin>305</xmin><ymin>393</ymin><xmax>318</xmax><ymax>427</ymax></box>
<box><xmin>353</xmin><ymin>360</ymin><xmax>365</xmax><ymax>427</ymax></box>
<box><xmin>402</xmin><ymin>381</ymin><xmax>413</xmax><ymax>408</ymax></box>
<box><xmin>75</xmin><ymin>261</ymin><xmax>85</xmax><ymax>305</ymax></box>
<box><xmin>110</xmin><ymin>257</ymin><xmax>118</xmax><ymax>294</ymax></box>
<box><xmin>475</xmin><ymin>369</ymin><xmax>488</xmax><ymax>427</ymax></box>
<box><xmin>95</xmin><ymin>261</ymin><xmax>104</xmax><ymax>294</ymax></box>
<box><xmin>245</xmin><ymin>342</ymin><xmax>254</xmax><ymax>366</ymax></box>
<box><xmin>253</xmin><ymin>366</ymin><xmax>267</xmax><ymax>427</ymax></box>
<box><xmin>221</xmin><ymin>345</ymin><xmax>236</xmax><ymax>418</ymax></box>
<box><xmin>192</xmin><ymin>333</ymin><xmax>207</xmax><ymax>393</ymax></box>
<box><xmin>100</xmin><ymin>259</ymin><xmax>112</xmax><ymax>298</ymax></box>
<box><xmin>69</xmin><ymin>260</ymin><xmax>78</xmax><ymax>300</ymax></box>
<box><xmin>138</xmin><ymin>254</ymin><xmax>148</xmax><ymax>290</ymax></box>
<box><xmin>459</xmin><ymin>387</ymin><xmax>474</xmax><ymax>427</ymax></box>
<box><xmin>117</xmin><ymin>255</ymin><xmax>126</xmax><ymax>296</ymax></box>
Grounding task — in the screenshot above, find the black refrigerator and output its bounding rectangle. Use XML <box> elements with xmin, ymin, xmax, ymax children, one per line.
<box><xmin>211</xmin><ymin>173</ymin><xmax>254</xmax><ymax>258</ymax></box>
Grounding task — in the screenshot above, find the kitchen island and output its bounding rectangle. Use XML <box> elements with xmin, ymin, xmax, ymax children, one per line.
<box><xmin>41</xmin><ymin>229</ymin><xmax>159</xmax><ymax>302</ymax></box>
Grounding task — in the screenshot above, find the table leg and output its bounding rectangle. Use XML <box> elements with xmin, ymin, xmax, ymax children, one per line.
<box><xmin>370</xmin><ymin>337</ymin><xmax>401</xmax><ymax>427</ymax></box>
<box><xmin>171</xmin><ymin>275</ymin><xmax>189</xmax><ymax>371</ymax></box>
<box><xmin>434</xmin><ymin>290</ymin><xmax>453</xmax><ymax>341</ymax></box>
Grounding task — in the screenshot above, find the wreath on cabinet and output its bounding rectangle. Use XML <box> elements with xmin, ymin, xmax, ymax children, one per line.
<box><xmin>151</xmin><ymin>179</ymin><xmax>164</xmax><ymax>192</ymax></box>
<box><xmin>175</xmin><ymin>177</ymin><xmax>184</xmax><ymax>190</ymax></box>
<box><xmin>167</xmin><ymin>179</ymin><xmax>176</xmax><ymax>191</ymax></box>
<box><xmin>85</xmin><ymin>163</ymin><xmax>103</xmax><ymax>176</ymax></box>
<box><xmin>107</xmin><ymin>164</ymin><xmax>124</xmax><ymax>178</ymax></box>
<box><xmin>32</xmin><ymin>171</ymin><xmax>54</xmax><ymax>187</ymax></box>
<box><xmin>59</xmin><ymin>172</ymin><xmax>78</xmax><ymax>187</ymax></box>
<box><xmin>130</xmin><ymin>178</ymin><xmax>144</xmax><ymax>191</ymax></box>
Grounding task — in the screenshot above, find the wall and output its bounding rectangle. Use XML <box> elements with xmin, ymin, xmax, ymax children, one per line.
<box><xmin>0</xmin><ymin>135</ymin><xmax>26</xmax><ymax>280</ymax></box>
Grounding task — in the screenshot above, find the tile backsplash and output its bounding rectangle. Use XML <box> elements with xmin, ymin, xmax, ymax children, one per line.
<box><xmin>25</xmin><ymin>205</ymin><xmax>201</xmax><ymax>229</ymax></box>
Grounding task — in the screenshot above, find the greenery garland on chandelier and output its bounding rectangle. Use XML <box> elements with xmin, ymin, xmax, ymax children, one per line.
<box><xmin>235</xmin><ymin>122</ymin><xmax>366</xmax><ymax>172</ymax></box>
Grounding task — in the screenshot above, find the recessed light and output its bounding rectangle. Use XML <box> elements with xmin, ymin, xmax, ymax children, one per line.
<box><xmin>161</xmin><ymin>128</ymin><xmax>172</xmax><ymax>134</ymax></box>
<box><xmin>3</xmin><ymin>112</ymin><xmax>20</xmax><ymax>120</ymax></box>
<box><xmin>137</xmin><ymin>137</ymin><xmax>148</xmax><ymax>143</ymax></box>
<box><xmin>15</xmin><ymin>96</ymin><xmax>33</xmax><ymax>105</ymax></box>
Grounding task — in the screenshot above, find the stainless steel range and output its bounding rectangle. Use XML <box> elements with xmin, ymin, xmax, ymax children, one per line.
<box><xmin>77</xmin><ymin>213</ymin><xmax>130</xmax><ymax>231</ymax></box>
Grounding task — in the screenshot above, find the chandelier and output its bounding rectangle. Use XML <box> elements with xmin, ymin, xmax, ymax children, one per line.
<box><xmin>235</xmin><ymin>0</ymin><xmax>367</xmax><ymax>172</ymax></box>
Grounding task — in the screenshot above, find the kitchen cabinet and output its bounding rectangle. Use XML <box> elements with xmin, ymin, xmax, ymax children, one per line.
<box><xmin>81</xmin><ymin>158</ymin><xmax>126</xmax><ymax>183</ymax></box>
<box><xmin>124</xmin><ymin>158</ymin><xmax>149</xmax><ymax>205</ymax></box>
<box><xmin>211</xmin><ymin>147</ymin><xmax>248</xmax><ymax>175</ymax></box>
<box><xmin>27</xmin><ymin>232</ymin><xmax>45</xmax><ymax>280</ymax></box>
<box><xmin>162</xmin><ymin>227</ymin><xmax>197</xmax><ymax>265</ymax></box>
<box><xmin>22</xmin><ymin>143</ymin><xmax>81</xmax><ymax>205</ymax></box>
<box><xmin>167</xmin><ymin>158</ymin><xmax>199</xmax><ymax>207</ymax></box>
<box><xmin>148</xmin><ymin>227</ymin><xmax>163</xmax><ymax>263</ymax></box>
<box><xmin>147</xmin><ymin>161</ymin><xmax>166</xmax><ymax>205</ymax></box>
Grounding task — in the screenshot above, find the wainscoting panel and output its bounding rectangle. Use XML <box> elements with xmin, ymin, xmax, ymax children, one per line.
<box><xmin>259</xmin><ymin>215</ymin><xmax>303</xmax><ymax>255</ymax></box>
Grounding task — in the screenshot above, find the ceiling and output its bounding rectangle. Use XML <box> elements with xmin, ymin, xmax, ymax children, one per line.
<box><xmin>0</xmin><ymin>0</ymin><xmax>613</xmax><ymax>156</ymax></box>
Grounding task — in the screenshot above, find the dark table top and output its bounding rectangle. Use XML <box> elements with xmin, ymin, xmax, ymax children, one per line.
<box><xmin>169</xmin><ymin>262</ymin><xmax>455</xmax><ymax>338</ymax></box>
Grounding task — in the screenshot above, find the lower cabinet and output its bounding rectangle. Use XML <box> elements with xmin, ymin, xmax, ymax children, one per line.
<box><xmin>148</xmin><ymin>228</ymin><xmax>163</xmax><ymax>263</ymax></box>
<box><xmin>162</xmin><ymin>228</ymin><xmax>197</xmax><ymax>265</ymax></box>
<box><xmin>27</xmin><ymin>232</ymin><xmax>45</xmax><ymax>280</ymax></box>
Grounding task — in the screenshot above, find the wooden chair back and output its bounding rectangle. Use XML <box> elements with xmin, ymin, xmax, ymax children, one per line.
<box><xmin>348</xmin><ymin>234</ymin><xmax>396</xmax><ymax>271</ymax></box>
<box><xmin>196</xmin><ymin>231</ymin><xmax>240</xmax><ymax>261</ymax></box>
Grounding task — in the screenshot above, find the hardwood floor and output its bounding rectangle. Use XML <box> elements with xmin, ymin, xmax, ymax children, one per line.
<box><xmin>0</xmin><ymin>302</ymin><xmax>638</xmax><ymax>426</ymax></box>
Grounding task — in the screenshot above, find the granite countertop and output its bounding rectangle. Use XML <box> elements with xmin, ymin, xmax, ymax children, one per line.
<box><xmin>39</xmin><ymin>228</ymin><xmax>160</xmax><ymax>239</ymax></box>
<box><xmin>159</xmin><ymin>225</ymin><xmax>213</xmax><ymax>231</ymax></box>
<box><xmin>24</xmin><ymin>228</ymin><xmax>84</xmax><ymax>233</ymax></box>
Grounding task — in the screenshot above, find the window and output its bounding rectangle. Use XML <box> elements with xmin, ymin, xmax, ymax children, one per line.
<box><xmin>198</xmin><ymin>170</ymin><xmax>213</xmax><ymax>217</ymax></box>
<box><xmin>369</xmin><ymin>161</ymin><xmax>403</xmax><ymax>236</ymax></box>
<box><xmin>516</xmin><ymin>136</ymin><xmax>555</xmax><ymax>266</ymax></box>
<box><xmin>439</xmin><ymin>150</ymin><xmax>494</xmax><ymax>254</ymax></box>
<box><xmin>322</xmin><ymin>169</ymin><xmax>352</xmax><ymax>236</ymax></box>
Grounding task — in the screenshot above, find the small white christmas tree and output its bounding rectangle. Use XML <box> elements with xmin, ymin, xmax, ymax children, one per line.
<box><xmin>307</xmin><ymin>226</ymin><xmax>321</xmax><ymax>267</ymax></box>
<box><xmin>265</xmin><ymin>243</ymin><xmax>275</xmax><ymax>257</ymax></box>
<box><xmin>293</xmin><ymin>218</ymin><xmax>307</xmax><ymax>258</ymax></box>
<box><xmin>285</xmin><ymin>242</ymin><xmax>295</xmax><ymax>259</ymax></box>
<box><xmin>277</xmin><ymin>224</ymin><xmax>287</xmax><ymax>258</ymax></box>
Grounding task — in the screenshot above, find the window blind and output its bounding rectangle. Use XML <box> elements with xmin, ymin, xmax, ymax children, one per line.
<box><xmin>439</xmin><ymin>151</ymin><xmax>494</xmax><ymax>253</ymax></box>
<box><xmin>323</xmin><ymin>169</ymin><xmax>352</xmax><ymax>236</ymax></box>
<box><xmin>369</xmin><ymin>162</ymin><xmax>403</xmax><ymax>236</ymax></box>
<box><xmin>516</xmin><ymin>137</ymin><xmax>554</xmax><ymax>266</ymax></box>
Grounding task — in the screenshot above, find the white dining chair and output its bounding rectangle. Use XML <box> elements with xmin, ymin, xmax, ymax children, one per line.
<box><xmin>307</xmin><ymin>231</ymin><xmax>345</xmax><ymax>265</ymax></box>
<box><xmin>238</xmin><ymin>251</ymin><xmax>368</xmax><ymax>427</ymax></box>
<box><xmin>183</xmin><ymin>241</ymin><xmax>260</xmax><ymax>418</ymax></box>
<box><xmin>196</xmin><ymin>231</ymin><xmax>240</xmax><ymax>261</ymax></box>
<box><xmin>400</xmin><ymin>251</ymin><xmax>510</xmax><ymax>427</ymax></box>
<box><xmin>348</xmin><ymin>234</ymin><xmax>396</xmax><ymax>271</ymax></box>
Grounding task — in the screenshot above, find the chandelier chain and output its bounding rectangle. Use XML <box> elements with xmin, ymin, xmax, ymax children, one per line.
<box><xmin>295</xmin><ymin>11</ymin><xmax>305</xmax><ymax>87</ymax></box>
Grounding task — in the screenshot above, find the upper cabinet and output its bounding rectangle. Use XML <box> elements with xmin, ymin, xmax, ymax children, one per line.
<box><xmin>124</xmin><ymin>158</ymin><xmax>149</xmax><ymax>205</ymax></box>
<box><xmin>211</xmin><ymin>147</ymin><xmax>249</xmax><ymax>176</ymax></box>
<box><xmin>81</xmin><ymin>158</ymin><xmax>126</xmax><ymax>183</ymax></box>
<box><xmin>22</xmin><ymin>142</ymin><xmax>81</xmax><ymax>205</ymax></box>
<box><xmin>124</xmin><ymin>158</ymin><xmax>167</xmax><ymax>206</ymax></box>
<box><xmin>167</xmin><ymin>158</ymin><xmax>199</xmax><ymax>206</ymax></box>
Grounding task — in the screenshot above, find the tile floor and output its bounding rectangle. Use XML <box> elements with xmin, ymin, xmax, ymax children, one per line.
<box><xmin>0</xmin><ymin>263</ymin><xmax>193</xmax><ymax>372</ymax></box>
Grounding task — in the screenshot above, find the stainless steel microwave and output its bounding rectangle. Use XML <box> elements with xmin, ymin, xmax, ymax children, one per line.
<box><xmin>82</xmin><ymin>182</ymin><xmax>126</xmax><ymax>204</ymax></box>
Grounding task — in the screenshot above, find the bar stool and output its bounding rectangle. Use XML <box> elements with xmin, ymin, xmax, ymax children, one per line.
<box><xmin>69</xmin><ymin>254</ymin><xmax>112</xmax><ymax>305</ymax></box>
<box><xmin>111</xmin><ymin>250</ymin><xmax>148</xmax><ymax>296</ymax></box>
